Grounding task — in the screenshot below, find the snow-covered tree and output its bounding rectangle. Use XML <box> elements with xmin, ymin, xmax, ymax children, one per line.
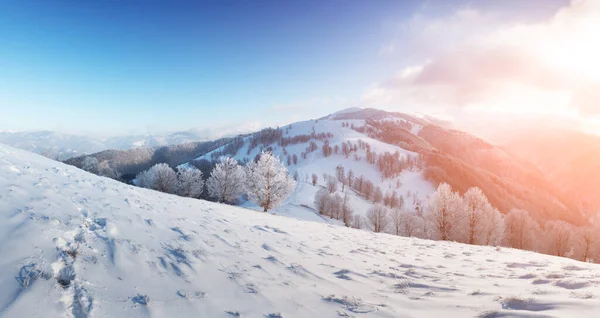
<box><xmin>463</xmin><ymin>187</ymin><xmax>491</xmax><ymax>245</ymax></box>
<box><xmin>544</xmin><ymin>220</ymin><xmax>574</xmax><ymax>257</ymax></box>
<box><xmin>311</xmin><ymin>173</ymin><xmax>318</xmax><ymax>186</ymax></box>
<box><xmin>366</xmin><ymin>204</ymin><xmax>389</xmax><ymax>233</ymax></box>
<box><xmin>353</xmin><ymin>214</ymin><xmax>363</xmax><ymax>229</ymax></box>
<box><xmin>577</xmin><ymin>226</ymin><xmax>599</xmax><ymax>262</ymax></box>
<box><xmin>390</xmin><ymin>207</ymin><xmax>402</xmax><ymax>235</ymax></box>
<box><xmin>326</xmin><ymin>176</ymin><xmax>338</xmax><ymax>194</ymax></box>
<box><xmin>504</xmin><ymin>209</ymin><xmax>538</xmax><ymax>250</ymax></box>
<box><xmin>336</xmin><ymin>165</ymin><xmax>346</xmax><ymax>192</ymax></box>
<box><xmin>425</xmin><ymin>183</ymin><xmax>465</xmax><ymax>241</ymax></box>
<box><xmin>136</xmin><ymin>163</ymin><xmax>178</xmax><ymax>194</ymax></box>
<box><xmin>341</xmin><ymin>193</ymin><xmax>353</xmax><ymax>227</ymax></box>
<box><xmin>176</xmin><ymin>167</ymin><xmax>204</xmax><ymax>198</ymax></box>
<box><xmin>373</xmin><ymin>186</ymin><xmax>383</xmax><ymax>203</ymax></box>
<box><xmin>314</xmin><ymin>188</ymin><xmax>330</xmax><ymax>215</ymax></box>
<box><xmin>81</xmin><ymin>156</ymin><xmax>99</xmax><ymax>173</ymax></box>
<box><xmin>245</xmin><ymin>152</ymin><xmax>296</xmax><ymax>212</ymax></box>
<box><xmin>207</xmin><ymin>157</ymin><xmax>246</xmax><ymax>203</ymax></box>
<box><xmin>481</xmin><ymin>207</ymin><xmax>504</xmax><ymax>246</ymax></box>
<box><xmin>400</xmin><ymin>212</ymin><xmax>422</xmax><ymax>238</ymax></box>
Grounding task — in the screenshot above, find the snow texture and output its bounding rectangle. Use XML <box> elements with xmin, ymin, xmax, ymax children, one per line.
<box><xmin>1</xmin><ymin>144</ymin><xmax>600</xmax><ymax>317</ymax></box>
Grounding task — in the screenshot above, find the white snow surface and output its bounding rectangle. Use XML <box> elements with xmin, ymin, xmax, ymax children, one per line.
<box><xmin>2</xmin><ymin>144</ymin><xmax>600</xmax><ymax>317</ymax></box>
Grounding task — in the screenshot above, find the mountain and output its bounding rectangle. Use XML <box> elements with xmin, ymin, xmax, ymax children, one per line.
<box><xmin>492</xmin><ymin>128</ymin><xmax>600</xmax><ymax>220</ymax></box>
<box><xmin>2</xmin><ymin>143</ymin><xmax>600</xmax><ymax>317</ymax></box>
<box><xmin>183</xmin><ymin>108</ymin><xmax>585</xmax><ymax>225</ymax></box>
<box><xmin>0</xmin><ymin>129</ymin><xmax>232</xmax><ymax>161</ymax></box>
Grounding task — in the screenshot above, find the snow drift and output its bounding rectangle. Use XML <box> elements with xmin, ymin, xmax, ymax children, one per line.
<box><xmin>1</xmin><ymin>144</ymin><xmax>599</xmax><ymax>317</ymax></box>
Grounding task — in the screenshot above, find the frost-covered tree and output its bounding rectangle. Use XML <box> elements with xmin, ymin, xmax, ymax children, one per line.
<box><xmin>373</xmin><ymin>186</ymin><xmax>383</xmax><ymax>203</ymax></box>
<box><xmin>366</xmin><ymin>204</ymin><xmax>389</xmax><ymax>233</ymax></box>
<box><xmin>314</xmin><ymin>188</ymin><xmax>330</xmax><ymax>215</ymax></box>
<box><xmin>504</xmin><ymin>209</ymin><xmax>538</xmax><ymax>250</ymax></box>
<box><xmin>577</xmin><ymin>226</ymin><xmax>599</xmax><ymax>262</ymax></box>
<box><xmin>176</xmin><ymin>167</ymin><xmax>204</xmax><ymax>198</ymax></box>
<box><xmin>326</xmin><ymin>176</ymin><xmax>338</xmax><ymax>194</ymax></box>
<box><xmin>400</xmin><ymin>212</ymin><xmax>422</xmax><ymax>238</ymax></box>
<box><xmin>311</xmin><ymin>173</ymin><xmax>318</xmax><ymax>186</ymax></box>
<box><xmin>390</xmin><ymin>207</ymin><xmax>403</xmax><ymax>235</ymax></box>
<box><xmin>481</xmin><ymin>207</ymin><xmax>504</xmax><ymax>246</ymax></box>
<box><xmin>136</xmin><ymin>163</ymin><xmax>178</xmax><ymax>194</ymax></box>
<box><xmin>463</xmin><ymin>187</ymin><xmax>491</xmax><ymax>245</ymax></box>
<box><xmin>544</xmin><ymin>220</ymin><xmax>574</xmax><ymax>257</ymax></box>
<box><xmin>207</xmin><ymin>157</ymin><xmax>246</xmax><ymax>203</ymax></box>
<box><xmin>425</xmin><ymin>183</ymin><xmax>465</xmax><ymax>241</ymax></box>
<box><xmin>353</xmin><ymin>214</ymin><xmax>363</xmax><ymax>229</ymax></box>
<box><xmin>81</xmin><ymin>156</ymin><xmax>99</xmax><ymax>173</ymax></box>
<box><xmin>341</xmin><ymin>193</ymin><xmax>353</xmax><ymax>227</ymax></box>
<box><xmin>245</xmin><ymin>152</ymin><xmax>296</xmax><ymax>212</ymax></box>
<box><xmin>336</xmin><ymin>165</ymin><xmax>346</xmax><ymax>192</ymax></box>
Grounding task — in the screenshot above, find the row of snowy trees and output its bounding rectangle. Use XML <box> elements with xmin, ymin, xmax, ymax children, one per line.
<box><xmin>314</xmin><ymin>176</ymin><xmax>600</xmax><ymax>263</ymax></box>
<box><xmin>135</xmin><ymin>152</ymin><xmax>296</xmax><ymax>212</ymax></box>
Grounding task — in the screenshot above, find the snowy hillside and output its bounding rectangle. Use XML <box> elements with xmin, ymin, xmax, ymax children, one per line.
<box><xmin>191</xmin><ymin>114</ymin><xmax>434</xmax><ymax>224</ymax></box>
<box><xmin>2</xmin><ymin>144</ymin><xmax>600</xmax><ymax>317</ymax></box>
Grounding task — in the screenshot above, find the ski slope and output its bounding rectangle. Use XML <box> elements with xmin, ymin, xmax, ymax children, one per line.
<box><xmin>2</xmin><ymin>144</ymin><xmax>600</xmax><ymax>317</ymax></box>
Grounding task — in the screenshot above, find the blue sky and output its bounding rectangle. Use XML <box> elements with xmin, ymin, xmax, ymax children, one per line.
<box><xmin>0</xmin><ymin>0</ymin><xmax>569</xmax><ymax>135</ymax></box>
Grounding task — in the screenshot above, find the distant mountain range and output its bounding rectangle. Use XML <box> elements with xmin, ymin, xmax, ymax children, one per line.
<box><xmin>0</xmin><ymin>129</ymin><xmax>237</xmax><ymax>161</ymax></box>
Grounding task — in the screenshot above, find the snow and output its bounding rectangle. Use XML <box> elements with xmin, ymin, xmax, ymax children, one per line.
<box><xmin>192</xmin><ymin>117</ymin><xmax>433</xmax><ymax>223</ymax></box>
<box><xmin>2</xmin><ymin>144</ymin><xmax>600</xmax><ymax>317</ymax></box>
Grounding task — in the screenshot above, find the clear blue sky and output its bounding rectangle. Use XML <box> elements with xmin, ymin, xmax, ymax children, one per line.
<box><xmin>0</xmin><ymin>0</ymin><xmax>567</xmax><ymax>135</ymax></box>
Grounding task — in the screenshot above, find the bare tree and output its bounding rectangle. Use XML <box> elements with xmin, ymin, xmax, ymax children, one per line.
<box><xmin>366</xmin><ymin>204</ymin><xmax>389</xmax><ymax>233</ymax></box>
<box><xmin>311</xmin><ymin>173</ymin><xmax>318</xmax><ymax>186</ymax></box>
<box><xmin>504</xmin><ymin>209</ymin><xmax>538</xmax><ymax>250</ymax></box>
<box><xmin>336</xmin><ymin>165</ymin><xmax>346</xmax><ymax>192</ymax></box>
<box><xmin>314</xmin><ymin>188</ymin><xmax>330</xmax><ymax>215</ymax></box>
<box><xmin>341</xmin><ymin>193</ymin><xmax>353</xmax><ymax>227</ymax></box>
<box><xmin>373</xmin><ymin>186</ymin><xmax>383</xmax><ymax>203</ymax></box>
<box><xmin>544</xmin><ymin>220</ymin><xmax>574</xmax><ymax>257</ymax></box>
<box><xmin>326</xmin><ymin>176</ymin><xmax>338</xmax><ymax>194</ymax></box>
<box><xmin>353</xmin><ymin>214</ymin><xmax>363</xmax><ymax>229</ymax></box>
<box><xmin>577</xmin><ymin>226</ymin><xmax>599</xmax><ymax>262</ymax></box>
<box><xmin>390</xmin><ymin>207</ymin><xmax>402</xmax><ymax>235</ymax></box>
<box><xmin>400</xmin><ymin>212</ymin><xmax>421</xmax><ymax>238</ymax></box>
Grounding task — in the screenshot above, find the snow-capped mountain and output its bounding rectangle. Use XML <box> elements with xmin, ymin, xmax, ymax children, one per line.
<box><xmin>0</xmin><ymin>129</ymin><xmax>229</xmax><ymax>161</ymax></box>
<box><xmin>2</xmin><ymin>143</ymin><xmax>600</xmax><ymax>317</ymax></box>
<box><xmin>184</xmin><ymin>108</ymin><xmax>585</xmax><ymax>225</ymax></box>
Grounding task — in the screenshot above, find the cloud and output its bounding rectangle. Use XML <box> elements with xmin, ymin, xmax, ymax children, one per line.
<box><xmin>363</xmin><ymin>0</ymin><xmax>600</xmax><ymax>118</ymax></box>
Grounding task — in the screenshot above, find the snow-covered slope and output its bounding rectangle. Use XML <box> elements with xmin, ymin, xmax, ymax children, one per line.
<box><xmin>192</xmin><ymin>115</ymin><xmax>434</xmax><ymax>223</ymax></box>
<box><xmin>2</xmin><ymin>144</ymin><xmax>600</xmax><ymax>317</ymax></box>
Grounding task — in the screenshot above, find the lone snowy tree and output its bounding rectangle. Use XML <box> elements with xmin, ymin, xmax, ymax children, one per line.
<box><xmin>425</xmin><ymin>183</ymin><xmax>465</xmax><ymax>241</ymax></box>
<box><xmin>176</xmin><ymin>167</ymin><xmax>204</xmax><ymax>198</ymax></box>
<box><xmin>207</xmin><ymin>157</ymin><xmax>246</xmax><ymax>203</ymax></box>
<box><xmin>245</xmin><ymin>152</ymin><xmax>296</xmax><ymax>212</ymax></box>
<box><xmin>136</xmin><ymin>163</ymin><xmax>178</xmax><ymax>194</ymax></box>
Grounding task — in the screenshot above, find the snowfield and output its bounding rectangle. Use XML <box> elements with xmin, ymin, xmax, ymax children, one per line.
<box><xmin>2</xmin><ymin>144</ymin><xmax>600</xmax><ymax>318</ymax></box>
